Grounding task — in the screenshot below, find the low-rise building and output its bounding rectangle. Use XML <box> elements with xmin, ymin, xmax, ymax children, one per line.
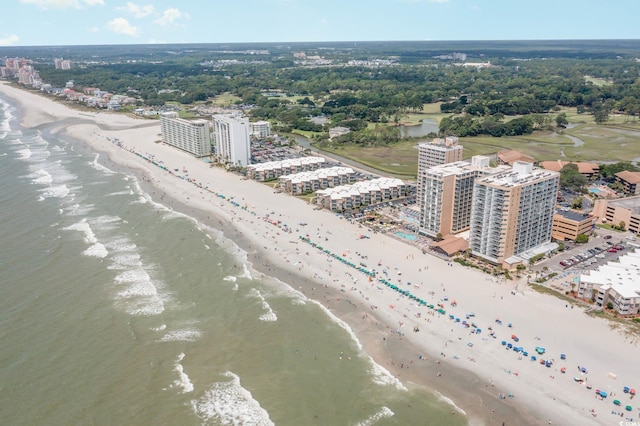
<box><xmin>250</xmin><ymin>120</ymin><xmax>271</xmax><ymax>139</ymax></box>
<box><xmin>246</xmin><ymin>157</ymin><xmax>325</xmax><ymax>181</ymax></box>
<box><xmin>615</xmin><ymin>171</ymin><xmax>640</xmax><ymax>195</ymax></box>
<box><xmin>551</xmin><ymin>209</ymin><xmax>594</xmax><ymax>241</ymax></box>
<box><xmin>538</xmin><ymin>160</ymin><xmax>600</xmax><ymax>180</ymax></box>
<box><xmin>328</xmin><ymin>126</ymin><xmax>351</xmax><ymax>140</ymax></box>
<box><xmin>578</xmin><ymin>251</ymin><xmax>640</xmax><ymax>315</ymax></box>
<box><xmin>279</xmin><ymin>166</ymin><xmax>355</xmax><ymax>194</ymax></box>
<box><xmin>592</xmin><ymin>196</ymin><xmax>640</xmax><ymax>234</ymax></box>
<box><xmin>497</xmin><ymin>149</ymin><xmax>534</xmax><ymax>166</ymax></box>
<box><xmin>316</xmin><ymin>178</ymin><xmax>408</xmax><ymax>211</ymax></box>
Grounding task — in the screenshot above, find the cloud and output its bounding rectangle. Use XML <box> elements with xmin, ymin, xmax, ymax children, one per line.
<box><xmin>154</xmin><ymin>8</ymin><xmax>185</xmax><ymax>26</ymax></box>
<box><xmin>20</xmin><ymin>0</ymin><xmax>103</xmax><ymax>9</ymax></box>
<box><xmin>89</xmin><ymin>26</ymin><xmax>99</xmax><ymax>33</ymax></box>
<box><xmin>106</xmin><ymin>17</ymin><xmax>140</xmax><ymax>37</ymax></box>
<box><xmin>116</xmin><ymin>2</ymin><xmax>155</xmax><ymax>18</ymax></box>
<box><xmin>0</xmin><ymin>34</ymin><xmax>19</xmax><ymax>46</ymax></box>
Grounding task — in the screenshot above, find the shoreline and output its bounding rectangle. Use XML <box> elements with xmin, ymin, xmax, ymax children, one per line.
<box><xmin>3</xmin><ymin>81</ymin><xmax>638</xmax><ymax>426</ymax></box>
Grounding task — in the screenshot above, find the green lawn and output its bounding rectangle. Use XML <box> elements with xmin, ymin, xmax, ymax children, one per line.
<box><xmin>321</xmin><ymin>142</ymin><xmax>420</xmax><ymax>178</ymax></box>
<box><xmin>211</xmin><ymin>92</ymin><xmax>242</xmax><ymax>106</ymax></box>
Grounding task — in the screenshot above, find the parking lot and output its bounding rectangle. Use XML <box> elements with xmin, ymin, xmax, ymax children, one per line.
<box><xmin>537</xmin><ymin>230</ymin><xmax>636</xmax><ymax>275</ymax></box>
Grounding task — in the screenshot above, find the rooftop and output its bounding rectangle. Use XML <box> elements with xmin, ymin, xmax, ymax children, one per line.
<box><xmin>280</xmin><ymin>166</ymin><xmax>354</xmax><ymax>184</ymax></box>
<box><xmin>580</xmin><ymin>251</ymin><xmax>640</xmax><ymax>299</ymax></box>
<box><xmin>616</xmin><ymin>170</ymin><xmax>640</xmax><ymax>184</ymax></box>
<box><xmin>608</xmin><ymin>195</ymin><xmax>640</xmax><ymax>214</ymax></box>
<box><xmin>246</xmin><ymin>156</ymin><xmax>325</xmax><ymax>172</ymax></box>
<box><xmin>554</xmin><ymin>209</ymin><xmax>592</xmax><ymax>223</ymax></box>
<box><xmin>475</xmin><ymin>162</ymin><xmax>558</xmax><ymax>188</ymax></box>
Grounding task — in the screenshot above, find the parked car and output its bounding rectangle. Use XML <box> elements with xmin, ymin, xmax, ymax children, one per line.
<box><xmin>604</xmin><ymin>235</ymin><xmax>612</xmax><ymax>240</ymax></box>
<box><xmin>560</xmin><ymin>261</ymin><xmax>568</xmax><ymax>267</ymax></box>
<box><xmin>608</xmin><ymin>248</ymin><xmax>618</xmax><ymax>253</ymax></box>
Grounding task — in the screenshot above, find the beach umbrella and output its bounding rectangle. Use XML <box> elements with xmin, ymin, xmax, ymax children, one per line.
<box><xmin>631</xmin><ymin>389</ymin><xmax>637</xmax><ymax>395</ymax></box>
<box><xmin>624</xmin><ymin>387</ymin><xmax>630</xmax><ymax>393</ymax></box>
<box><xmin>626</xmin><ymin>405</ymin><xmax>633</xmax><ymax>411</ymax></box>
<box><xmin>614</xmin><ymin>399</ymin><xmax>621</xmax><ymax>406</ymax></box>
<box><xmin>599</xmin><ymin>391</ymin><xmax>607</xmax><ymax>398</ymax></box>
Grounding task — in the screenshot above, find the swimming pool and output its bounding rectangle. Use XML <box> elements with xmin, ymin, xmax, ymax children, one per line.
<box><xmin>588</xmin><ymin>187</ymin><xmax>601</xmax><ymax>194</ymax></box>
<box><xmin>395</xmin><ymin>231</ymin><xmax>417</xmax><ymax>241</ymax></box>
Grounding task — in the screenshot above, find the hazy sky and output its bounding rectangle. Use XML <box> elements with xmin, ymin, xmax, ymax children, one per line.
<box><xmin>2</xmin><ymin>0</ymin><xmax>639</xmax><ymax>46</ymax></box>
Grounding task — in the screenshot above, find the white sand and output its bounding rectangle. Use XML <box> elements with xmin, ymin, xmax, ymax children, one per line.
<box><xmin>2</xmin><ymin>82</ymin><xmax>638</xmax><ymax>426</ymax></box>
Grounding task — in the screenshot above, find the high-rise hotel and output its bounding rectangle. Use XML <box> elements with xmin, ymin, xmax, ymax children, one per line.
<box><xmin>418</xmin><ymin>156</ymin><xmax>509</xmax><ymax>237</ymax></box>
<box><xmin>160</xmin><ymin>112</ymin><xmax>212</xmax><ymax>157</ymax></box>
<box><xmin>416</xmin><ymin>137</ymin><xmax>464</xmax><ymax>214</ymax></box>
<box><xmin>212</xmin><ymin>114</ymin><xmax>251</xmax><ymax>167</ymax></box>
<box><xmin>469</xmin><ymin>162</ymin><xmax>560</xmax><ymax>265</ymax></box>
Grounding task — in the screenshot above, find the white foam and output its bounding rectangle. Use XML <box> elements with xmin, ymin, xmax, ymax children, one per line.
<box><xmin>191</xmin><ymin>372</ymin><xmax>274</xmax><ymax>426</ymax></box>
<box><xmin>39</xmin><ymin>184</ymin><xmax>70</xmax><ymax>199</ymax></box>
<box><xmin>160</xmin><ymin>328</ymin><xmax>202</xmax><ymax>342</ymax></box>
<box><xmin>355</xmin><ymin>406</ymin><xmax>395</xmax><ymax>426</ymax></box>
<box><xmin>90</xmin><ymin>215</ymin><xmax>122</xmax><ymax>232</ymax></box>
<box><xmin>249</xmin><ymin>289</ymin><xmax>277</xmax><ymax>322</ymax></box>
<box><xmin>107</xmin><ymin>190</ymin><xmax>134</xmax><ymax>196</ymax></box>
<box><xmin>89</xmin><ymin>153</ymin><xmax>116</xmax><ymax>174</ymax></box>
<box><xmin>309</xmin><ymin>299</ymin><xmax>363</xmax><ymax>352</ymax></box>
<box><xmin>63</xmin><ymin>218</ymin><xmax>98</xmax><ymax>244</ymax></box>
<box><xmin>433</xmin><ymin>390</ymin><xmax>467</xmax><ymax>416</ymax></box>
<box><xmin>118</xmin><ymin>298</ymin><xmax>165</xmax><ymax>316</ymax></box>
<box><xmin>16</xmin><ymin>148</ymin><xmax>32</xmax><ymax>159</ymax></box>
<box><xmin>83</xmin><ymin>243</ymin><xmax>109</xmax><ymax>258</ymax></box>
<box><xmin>29</xmin><ymin>169</ymin><xmax>53</xmax><ymax>185</ymax></box>
<box><xmin>65</xmin><ymin>203</ymin><xmax>95</xmax><ymax>217</ymax></box>
<box><xmin>223</xmin><ymin>276</ymin><xmax>237</xmax><ymax>282</ymax></box>
<box><xmin>151</xmin><ymin>324</ymin><xmax>167</xmax><ymax>332</ymax></box>
<box><xmin>172</xmin><ymin>353</ymin><xmax>194</xmax><ymax>393</ymax></box>
<box><xmin>368</xmin><ymin>361</ymin><xmax>407</xmax><ymax>391</ymax></box>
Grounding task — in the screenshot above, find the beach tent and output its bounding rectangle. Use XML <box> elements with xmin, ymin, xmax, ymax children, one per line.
<box><xmin>614</xmin><ymin>399</ymin><xmax>621</xmax><ymax>406</ymax></box>
<box><xmin>626</xmin><ymin>406</ymin><xmax>633</xmax><ymax>411</ymax></box>
<box><xmin>599</xmin><ymin>391</ymin><xmax>608</xmax><ymax>398</ymax></box>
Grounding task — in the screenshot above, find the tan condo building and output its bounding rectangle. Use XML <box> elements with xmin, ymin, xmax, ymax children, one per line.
<box><xmin>592</xmin><ymin>196</ymin><xmax>640</xmax><ymax>234</ymax></box>
<box><xmin>416</xmin><ymin>136</ymin><xmax>464</xmax><ymax>214</ymax></box>
<box><xmin>615</xmin><ymin>171</ymin><xmax>640</xmax><ymax>195</ymax></box>
<box><xmin>551</xmin><ymin>209</ymin><xmax>594</xmax><ymax>241</ymax></box>
<box><xmin>469</xmin><ymin>162</ymin><xmax>560</xmax><ymax>266</ymax></box>
<box><xmin>418</xmin><ymin>156</ymin><xmax>509</xmax><ymax>237</ymax></box>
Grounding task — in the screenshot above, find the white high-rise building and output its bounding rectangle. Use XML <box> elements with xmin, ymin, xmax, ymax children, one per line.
<box><xmin>213</xmin><ymin>114</ymin><xmax>251</xmax><ymax>167</ymax></box>
<box><xmin>250</xmin><ymin>120</ymin><xmax>271</xmax><ymax>139</ymax></box>
<box><xmin>418</xmin><ymin>156</ymin><xmax>509</xmax><ymax>237</ymax></box>
<box><xmin>160</xmin><ymin>112</ymin><xmax>212</xmax><ymax>157</ymax></box>
<box><xmin>469</xmin><ymin>162</ymin><xmax>560</xmax><ymax>265</ymax></box>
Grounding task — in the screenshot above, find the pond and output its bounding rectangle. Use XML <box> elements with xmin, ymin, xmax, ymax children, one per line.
<box><xmin>399</xmin><ymin>119</ymin><xmax>439</xmax><ymax>138</ymax></box>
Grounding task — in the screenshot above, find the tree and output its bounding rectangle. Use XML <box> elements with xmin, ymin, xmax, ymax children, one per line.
<box><xmin>555</xmin><ymin>112</ymin><xmax>568</xmax><ymax>128</ymax></box>
<box><xmin>560</xmin><ymin>163</ymin><xmax>587</xmax><ymax>191</ymax></box>
<box><xmin>575</xmin><ymin>233</ymin><xmax>589</xmax><ymax>244</ymax></box>
<box><xmin>619</xmin><ymin>221</ymin><xmax>626</xmax><ymax>231</ymax></box>
<box><xmin>571</xmin><ymin>196</ymin><xmax>583</xmax><ymax>210</ymax></box>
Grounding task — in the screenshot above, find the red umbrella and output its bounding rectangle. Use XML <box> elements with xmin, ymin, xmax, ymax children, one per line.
<box><xmin>631</xmin><ymin>389</ymin><xmax>637</xmax><ymax>395</ymax></box>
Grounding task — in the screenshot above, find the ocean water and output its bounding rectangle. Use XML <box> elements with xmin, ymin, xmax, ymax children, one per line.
<box><xmin>0</xmin><ymin>97</ymin><xmax>464</xmax><ymax>426</ymax></box>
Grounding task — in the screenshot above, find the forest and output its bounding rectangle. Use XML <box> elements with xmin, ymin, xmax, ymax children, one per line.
<box><xmin>6</xmin><ymin>40</ymin><xmax>640</xmax><ymax>146</ymax></box>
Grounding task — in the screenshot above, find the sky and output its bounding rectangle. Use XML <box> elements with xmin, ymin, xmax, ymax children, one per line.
<box><xmin>1</xmin><ymin>0</ymin><xmax>640</xmax><ymax>46</ymax></box>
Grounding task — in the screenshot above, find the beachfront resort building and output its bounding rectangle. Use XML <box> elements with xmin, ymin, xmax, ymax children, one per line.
<box><xmin>246</xmin><ymin>157</ymin><xmax>325</xmax><ymax>181</ymax></box>
<box><xmin>551</xmin><ymin>209</ymin><xmax>594</xmax><ymax>241</ymax></box>
<box><xmin>418</xmin><ymin>156</ymin><xmax>510</xmax><ymax>238</ymax></box>
<box><xmin>592</xmin><ymin>196</ymin><xmax>640</xmax><ymax>234</ymax></box>
<box><xmin>160</xmin><ymin>112</ymin><xmax>212</xmax><ymax>157</ymax></box>
<box><xmin>279</xmin><ymin>166</ymin><xmax>355</xmax><ymax>195</ymax></box>
<box><xmin>416</xmin><ymin>137</ymin><xmax>464</xmax><ymax>213</ymax></box>
<box><xmin>250</xmin><ymin>121</ymin><xmax>271</xmax><ymax>139</ymax></box>
<box><xmin>316</xmin><ymin>178</ymin><xmax>408</xmax><ymax>212</ymax></box>
<box><xmin>213</xmin><ymin>113</ymin><xmax>251</xmax><ymax>167</ymax></box>
<box><xmin>469</xmin><ymin>162</ymin><xmax>560</xmax><ymax>267</ymax></box>
<box><xmin>615</xmin><ymin>171</ymin><xmax>640</xmax><ymax>195</ymax></box>
<box><xmin>578</xmin><ymin>251</ymin><xmax>640</xmax><ymax>315</ymax></box>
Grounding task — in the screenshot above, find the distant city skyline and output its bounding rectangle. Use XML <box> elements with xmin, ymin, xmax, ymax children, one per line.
<box><xmin>2</xmin><ymin>0</ymin><xmax>640</xmax><ymax>47</ymax></box>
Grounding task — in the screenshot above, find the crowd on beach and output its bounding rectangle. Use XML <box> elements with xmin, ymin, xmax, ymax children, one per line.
<box><xmin>102</xmin><ymin>134</ymin><xmax>640</xmax><ymax>425</ymax></box>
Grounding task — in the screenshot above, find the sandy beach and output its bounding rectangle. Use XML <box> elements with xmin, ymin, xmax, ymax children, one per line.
<box><xmin>3</xmin><ymin>82</ymin><xmax>639</xmax><ymax>426</ymax></box>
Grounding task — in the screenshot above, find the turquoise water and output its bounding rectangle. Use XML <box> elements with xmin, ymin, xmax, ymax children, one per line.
<box><xmin>395</xmin><ymin>231</ymin><xmax>418</xmax><ymax>241</ymax></box>
<box><xmin>589</xmin><ymin>187</ymin><xmax>601</xmax><ymax>194</ymax></box>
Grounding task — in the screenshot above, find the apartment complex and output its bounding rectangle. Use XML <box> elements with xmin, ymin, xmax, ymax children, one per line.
<box><xmin>54</xmin><ymin>58</ymin><xmax>72</xmax><ymax>70</ymax></box>
<box><xmin>246</xmin><ymin>157</ymin><xmax>325</xmax><ymax>181</ymax></box>
<box><xmin>538</xmin><ymin>160</ymin><xmax>600</xmax><ymax>180</ymax></box>
<box><xmin>615</xmin><ymin>171</ymin><xmax>640</xmax><ymax>195</ymax></box>
<box><xmin>418</xmin><ymin>156</ymin><xmax>509</xmax><ymax>237</ymax></box>
<box><xmin>213</xmin><ymin>114</ymin><xmax>251</xmax><ymax>167</ymax></box>
<box><xmin>416</xmin><ymin>136</ymin><xmax>464</xmax><ymax>213</ymax></box>
<box><xmin>316</xmin><ymin>178</ymin><xmax>408</xmax><ymax>212</ymax></box>
<box><xmin>578</xmin><ymin>251</ymin><xmax>640</xmax><ymax>315</ymax></box>
<box><xmin>469</xmin><ymin>162</ymin><xmax>560</xmax><ymax>266</ymax></box>
<box><xmin>551</xmin><ymin>209</ymin><xmax>594</xmax><ymax>241</ymax></box>
<box><xmin>160</xmin><ymin>112</ymin><xmax>211</xmax><ymax>157</ymax></box>
<box><xmin>250</xmin><ymin>121</ymin><xmax>271</xmax><ymax>139</ymax></box>
<box><xmin>592</xmin><ymin>196</ymin><xmax>640</xmax><ymax>234</ymax></box>
<box><xmin>278</xmin><ymin>166</ymin><xmax>355</xmax><ymax>195</ymax></box>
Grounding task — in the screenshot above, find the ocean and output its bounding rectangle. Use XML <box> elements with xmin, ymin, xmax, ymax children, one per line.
<box><xmin>0</xmin><ymin>96</ymin><xmax>465</xmax><ymax>426</ymax></box>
